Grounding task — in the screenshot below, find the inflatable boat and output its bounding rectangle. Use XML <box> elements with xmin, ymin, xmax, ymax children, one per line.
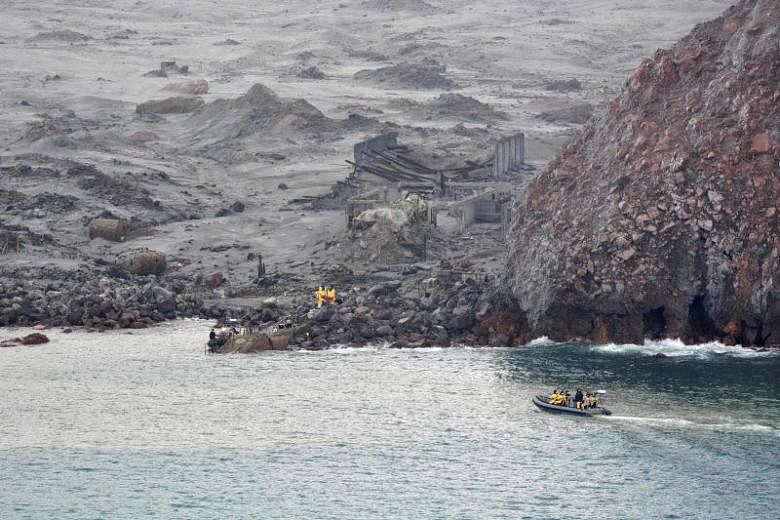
<box><xmin>532</xmin><ymin>392</ymin><xmax>612</xmax><ymax>416</ymax></box>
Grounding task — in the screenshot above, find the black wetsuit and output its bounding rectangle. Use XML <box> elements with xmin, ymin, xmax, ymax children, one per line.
<box><xmin>575</xmin><ymin>390</ymin><xmax>584</xmax><ymax>407</ymax></box>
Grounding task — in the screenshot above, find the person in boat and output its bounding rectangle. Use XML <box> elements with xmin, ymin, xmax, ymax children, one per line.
<box><xmin>326</xmin><ymin>286</ymin><xmax>337</xmax><ymax>305</ymax></box>
<box><xmin>315</xmin><ymin>286</ymin><xmax>325</xmax><ymax>308</ymax></box>
<box><xmin>575</xmin><ymin>389</ymin><xmax>584</xmax><ymax>410</ymax></box>
<box><xmin>209</xmin><ymin>328</ymin><xmax>216</xmax><ymax>341</ymax></box>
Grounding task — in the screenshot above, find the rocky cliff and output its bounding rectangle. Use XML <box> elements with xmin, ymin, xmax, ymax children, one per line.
<box><xmin>506</xmin><ymin>0</ymin><xmax>779</xmax><ymax>347</ymax></box>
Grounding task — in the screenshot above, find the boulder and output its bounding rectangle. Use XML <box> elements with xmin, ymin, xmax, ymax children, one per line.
<box><xmin>162</xmin><ymin>79</ymin><xmax>209</xmax><ymax>95</ymax></box>
<box><xmin>298</xmin><ymin>66</ymin><xmax>326</xmax><ymax>79</ymax></box>
<box><xmin>20</xmin><ymin>333</ymin><xmax>49</xmax><ymax>345</ymax></box>
<box><xmin>88</xmin><ymin>218</ymin><xmax>127</xmax><ymax>242</ymax></box>
<box><xmin>368</xmin><ymin>281</ymin><xmax>402</xmax><ymax>297</ymax></box>
<box><xmin>130</xmin><ymin>130</ymin><xmax>160</xmax><ymax>143</ymax></box>
<box><xmin>376</xmin><ymin>325</ymin><xmax>394</xmax><ymax>337</ymax></box>
<box><xmin>203</xmin><ymin>272</ymin><xmax>224</xmax><ymax>288</ymax></box>
<box><xmin>127</xmin><ymin>250</ymin><xmax>166</xmax><ymax>275</ymax></box>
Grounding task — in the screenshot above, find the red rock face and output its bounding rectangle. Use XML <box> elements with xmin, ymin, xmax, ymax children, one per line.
<box><xmin>506</xmin><ymin>0</ymin><xmax>780</xmax><ymax>346</ymax></box>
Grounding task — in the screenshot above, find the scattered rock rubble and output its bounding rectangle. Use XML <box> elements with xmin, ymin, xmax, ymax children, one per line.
<box><xmin>0</xmin><ymin>261</ymin><xmax>527</xmax><ymax>349</ymax></box>
<box><xmin>0</xmin><ymin>266</ymin><xmax>201</xmax><ymax>329</ymax></box>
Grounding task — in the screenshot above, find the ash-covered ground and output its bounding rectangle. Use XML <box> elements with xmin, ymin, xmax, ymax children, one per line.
<box><xmin>0</xmin><ymin>0</ymin><xmax>733</xmax><ymax>337</ymax></box>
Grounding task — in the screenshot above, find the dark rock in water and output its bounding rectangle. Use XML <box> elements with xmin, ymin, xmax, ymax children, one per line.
<box><xmin>277</xmin><ymin>183</ymin><xmax>288</xmax><ymax>190</ymax></box>
<box><xmin>652</xmin><ymin>353</ymin><xmax>668</xmax><ymax>358</ymax></box>
<box><xmin>506</xmin><ymin>0</ymin><xmax>780</xmax><ymax>347</ymax></box>
<box><xmin>20</xmin><ymin>333</ymin><xmax>49</xmax><ymax>345</ymax></box>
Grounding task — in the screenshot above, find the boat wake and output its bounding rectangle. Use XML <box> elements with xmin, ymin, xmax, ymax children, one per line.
<box><xmin>602</xmin><ymin>415</ymin><xmax>779</xmax><ymax>436</ymax></box>
<box><xmin>591</xmin><ymin>338</ymin><xmax>778</xmax><ymax>359</ymax></box>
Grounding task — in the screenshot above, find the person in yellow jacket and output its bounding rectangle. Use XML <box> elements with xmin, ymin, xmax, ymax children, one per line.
<box><xmin>326</xmin><ymin>286</ymin><xmax>337</xmax><ymax>305</ymax></box>
<box><xmin>315</xmin><ymin>286</ymin><xmax>325</xmax><ymax>308</ymax></box>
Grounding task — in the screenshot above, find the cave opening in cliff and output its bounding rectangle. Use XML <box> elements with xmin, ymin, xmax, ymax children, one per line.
<box><xmin>687</xmin><ymin>295</ymin><xmax>717</xmax><ymax>341</ymax></box>
<box><xmin>642</xmin><ymin>307</ymin><xmax>666</xmax><ymax>340</ymax></box>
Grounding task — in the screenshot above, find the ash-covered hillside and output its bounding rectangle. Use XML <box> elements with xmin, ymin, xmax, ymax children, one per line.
<box><xmin>506</xmin><ymin>0</ymin><xmax>779</xmax><ymax>347</ymax></box>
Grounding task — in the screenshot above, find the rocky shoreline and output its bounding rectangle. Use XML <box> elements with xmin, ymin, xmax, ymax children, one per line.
<box><xmin>5</xmin><ymin>259</ymin><xmax>776</xmax><ymax>351</ymax></box>
<box><xmin>4</xmin><ymin>1</ymin><xmax>772</xmax><ymax>351</ymax></box>
<box><xmin>0</xmin><ymin>262</ymin><xmax>526</xmax><ymax>349</ymax></box>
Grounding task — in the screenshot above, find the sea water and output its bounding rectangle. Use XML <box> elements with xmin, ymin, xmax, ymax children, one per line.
<box><xmin>1</xmin><ymin>321</ymin><xmax>778</xmax><ymax>519</ymax></box>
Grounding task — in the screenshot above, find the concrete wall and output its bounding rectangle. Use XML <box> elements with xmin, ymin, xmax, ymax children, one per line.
<box><xmin>475</xmin><ymin>197</ymin><xmax>503</xmax><ymax>223</ymax></box>
<box><xmin>492</xmin><ymin>133</ymin><xmax>525</xmax><ymax>178</ymax></box>
<box><xmin>353</xmin><ymin>132</ymin><xmax>399</xmax><ymax>165</ymax></box>
<box><xmin>446</xmin><ymin>190</ymin><xmax>511</xmax><ymax>233</ymax></box>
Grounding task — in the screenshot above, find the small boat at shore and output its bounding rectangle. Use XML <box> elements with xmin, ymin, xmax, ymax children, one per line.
<box><xmin>207</xmin><ymin>317</ymin><xmax>298</xmax><ymax>353</ymax></box>
<box><xmin>533</xmin><ymin>390</ymin><xmax>612</xmax><ymax>416</ymax></box>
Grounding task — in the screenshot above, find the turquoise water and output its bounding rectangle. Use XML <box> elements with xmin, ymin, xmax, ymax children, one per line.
<box><xmin>1</xmin><ymin>322</ymin><xmax>778</xmax><ymax>519</ymax></box>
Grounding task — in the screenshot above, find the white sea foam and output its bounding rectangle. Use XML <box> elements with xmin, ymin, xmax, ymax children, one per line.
<box><xmin>526</xmin><ymin>336</ymin><xmax>558</xmax><ymax>347</ymax></box>
<box><xmin>592</xmin><ymin>338</ymin><xmax>778</xmax><ymax>359</ymax></box>
<box><xmin>604</xmin><ymin>415</ymin><xmax>779</xmax><ymax>436</ymax></box>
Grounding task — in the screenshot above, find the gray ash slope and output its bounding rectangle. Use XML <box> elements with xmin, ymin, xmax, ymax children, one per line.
<box><xmin>0</xmin><ymin>0</ymin><xmax>737</xmax><ymax>338</ymax></box>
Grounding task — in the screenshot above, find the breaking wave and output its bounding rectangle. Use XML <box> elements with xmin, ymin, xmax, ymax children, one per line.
<box><xmin>526</xmin><ymin>336</ymin><xmax>558</xmax><ymax>347</ymax></box>
<box><xmin>591</xmin><ymin>338</ymin><xmax>778</xmax><ymax>359</ymax></box>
